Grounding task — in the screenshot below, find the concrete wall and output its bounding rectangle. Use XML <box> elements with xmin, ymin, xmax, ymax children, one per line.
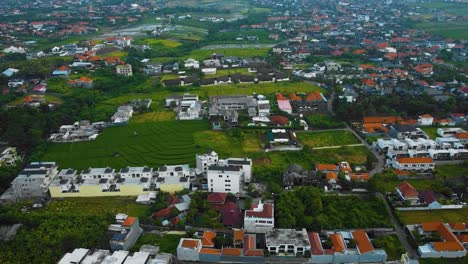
<box><xmin>177</xmin><ymin>247</ymin><xmax>200</xmax><ymax>261</ymax></box>
<box><xmin>311</xmin><ymin>255</ymin><xmax>333</xmax><ymax>263</ymax></box>
<box><xmin>199</xmin><ymin>253</ymin><xmax>221</xmax><ymax>262</ymax></box>
<box><xmin>49</xmin><ymin>185</ymin><xmax>150</xmax><ymax>197</ymax></box>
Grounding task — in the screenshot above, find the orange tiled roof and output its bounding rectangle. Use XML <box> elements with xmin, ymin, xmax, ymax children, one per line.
<box><xmin>78</xmin><ymin>76</ymin><xmax>92</xmax><ymax>82</ymax></box>
<box><xmin>202</xmin><ymin>230</ymin><xmax>216</xmax><ymax>247</ymax></box>
<box><xmin>352</xmin><ymin>230</ymin><xmax>374</xmax><ymax>254</ymax></box>
<box><xmin>350</xmin><ymin>173</ymin><xmax>370</xmax><ymax>181</ymax></box>
<box><xmin>316</xmin><ymin>163</ymin><xmax>337</xmax><ymax>171</ymax></box>
<box><xmin>397</xmin><ymin>157</ymin><xmax>433</xmax><ymax>164</ymax></box>
<box><xmin>305</xmin><ymin>92</ymin><xmax>318</xmax><ymax>101</ymax></box>
<box><xmin>181</xmin><ymin>239</ymin><xmax>200</xmax><ymax>249</ymax></box>
<box><xmin>397</xmin><ymin>181</ymin><xmax>419</xmax><ymax>198</ymax></box>
<box><xmin>362</xmin><ymin>123</ymin><xmax>389</xmax><ymax>133</ymax></box>
<box><xmin>456</xmin><ymin>234</ymin><xmax>468</xmax><ymax>243</ymax></box>
<box><xmin>290</xmin><ymin>93</ymin><xmax>302</xmax><ymax>101</ymax></box>
<box><xmin>326</xmin><ymin>171</ymin><xmax>338</xmax><ymax>180</ymax></box>
<box><xmin>276</xmin><ymin>93</ymin><xmax>288</xmax><ymax>100</ymax></box>
<box><xmin>330</xmin><ymin>233</ymin><xmax>345</xmax><ymax>253</ymax></box>
<box><xmin>455</xmin><ymin>132</ymin><xmax>468</xmax><ymax>139</ymax></box>
<box><xmin>363</xmin><ymin>116</ymin><xmax>402</xmax><ymax>124</ymax></box>
<box><xmin>449</xmin><ymin>223</ymin><xmax>466</xmax><ymax>231</ymax></box>
<box><xmin>200</xmin><ymin>248</ymin><xmax>221</xmax><ymax>255</ymax></box>
<box><xmin>419</xmin><ymin>114</ymin><xmax>433</xmax><ymax>119</ymax></box>
<box><xmin>221</xmin><ymin>248</ymin><xmax>242</xmax><ymax>256</ymax></box>
<box><xmin>122</xmin><ymin>217</ymin><xmax>136</xmax><ymax>227</ymax></box>
<box><xmin>233</xmin><ymin>229</ymin><xmax>244</xmax><ymax>241</ymax></box>
<box><xmin>421</xmin><ymin>222</ymin><xmax>465</xmax><ymax>252</ymax></box>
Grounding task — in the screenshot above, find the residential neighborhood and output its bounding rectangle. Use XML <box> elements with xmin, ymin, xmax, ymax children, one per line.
<box><xmin>0</xmin><ymin>0</ymin><xmax>467</xmax><ymax>263</ymax></box>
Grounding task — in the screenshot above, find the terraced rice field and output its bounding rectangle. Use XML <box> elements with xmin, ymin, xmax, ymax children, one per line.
<box><xmin>42</xmin><ymin>120</ymin><xmax>210</xmax><ymax>170</ymax></box>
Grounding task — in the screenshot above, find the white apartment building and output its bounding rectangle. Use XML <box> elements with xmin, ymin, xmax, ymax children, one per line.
<box><xmin>195</xmin><ymin>150</ymin><xmax>219</xmax><ymax>174</ymax></box>
<box><xmin>119</xmin><ymin>167</ymin><xmax>153</xmax><ymax>179</ymax></box>
<box><xmin>222</xmin><ymin>158</ymin><xmax>252</xmax><ymax>183</ymax></box>
<box><xmin>80</xmin><ymin>167</ymin><xmax>115</xmax><ymax>180</ymax></box>
<box><xmin>10</xmin><ymin>162</ymin><xmax>58</xmax><ymax>199</ymax></box>
<box><xmin>207</xmin><ymin>164</ymin><xmax>243</xmax><ymax>193</ymax></box>
<box><xmin>389</xmin><ymin>157</ymin><xmax>435</xmax><ymax>172</ymax></box>
<box><xmin>116</xmin><ymin>64</ymin><xmax>133</xmax><ymax>77</ymax></box>
<box><xmin>266</xmin><ymin>228</ymin><xmax>311</xmax><ymax>255</ymax></box>
<box><xmin>244</xmin><ymin>200</ymin><xmax>274</xmax><ymax>233</ymax></box>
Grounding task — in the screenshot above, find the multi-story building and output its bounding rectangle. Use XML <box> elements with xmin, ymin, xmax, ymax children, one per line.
<box><xmin>80</xmin><ymin>167</ymin><xmax>115</xmax><ymax>180</ymax></box>
<box><xmin>119</xmin><ymin>166</ymin><xmax>153</xmax><ymax>179</ymax></box>
<box><xmin>9</xmin><ymin>162</ymin><xmax>58</xmax><ymax>199</ymax></box>
<box><xmin>389</xmin><ymin>157</ymin><xmax>435</xmax><ymax>172</ymax></box>
<box><xmin>196</xmin><ymin>150</ymin><xmax>219</xmax><ymax>174</ymax></box>
<box><xmin>223</xmin><ymin>158</ymin><xmax>252</xmax><ymax>183</ymax></box>
<box><xmin>177</xmin><ymin>238</ymin><xmax>202</xmax><ymax>261</ymax></box>
<box><xmin>414</xmin><ymin>222</ymin><xmax>467</xmax><ymax>258</ymax></box>
<box><xmin>109</xmin><ymin>214</ymin><xmax>142</xmax><ymax>251</ymax></box>
<box><xmin>265</xmin><ymin>228</ymin><xmax>311</xmax><ymax>255</ymax></box>
<box><xmin>244</xmin><ymin>200</ymin><xmax>274</xmax><ymax>233</ymax></box>
<box><xmin>155</xmin><ymin>164</ymin><xmax>192</xmax><ymax>193</ymax></box>
<box><xmin>116</xmin><ymin>64</ymin><xmax>133</xmax><ymax>77</ymax></box>
<box><xmin>207</xmin><ymin>164</ymin><xmax>243</xmax><ymax>193</ymax></box>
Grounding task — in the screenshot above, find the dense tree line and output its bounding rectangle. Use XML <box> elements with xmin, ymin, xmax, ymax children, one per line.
<box><xmin>334</xmin><ymin>93</ymin><xmax>468</xmax><ymax>121</ymax></box>
<box><xmin>0</xmin><ymin>204</ymin><xmax>112</xmax><ymax>264</ymax></box>
<box><xmin>275</xmin><ymin>186</ymin><xmax>392</xmax><ymax>230</ymax></box>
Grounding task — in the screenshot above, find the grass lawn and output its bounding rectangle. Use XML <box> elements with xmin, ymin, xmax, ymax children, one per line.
<box><xmin>297</xmin><ymin>130</ymin><xmax>359</xmax><ymax>148</ymax></box>
<box><xmin>46</xmin><ymin>196</ymin><xmax>151</xmax><ymax>218</ymax></box>
<box><xmin>372</xmin><ymin>235</ymin><xmax>405</xmax><ymax>261</ymax></box>
<box><xmin>41</xmin><ymin>120</ymin><xmax>210</xmax><ymax>169</ymax></box>
<box><xmin>421</xmin><ymin>127</ymin><xmax>438</xmax><ymax>139</ymax></box>
<box><xmin>193</xmin><ymin>130</ymin><xmax>262</xmax><ymax>157</ymax></box>
<box><xmin>132</xmin><ymin>111</ymin><xmax>176</xmax><ymax>122</ymax></box>
<box><xmin>184</xmin><ymin>48</ymin><xmax>270</xmax><ymax>61</ymax></box>
<box><xmin>414</xmin><ymin>21</ymin><xmax>468</xmax><ymax>40</ymax></box>
<box><xmin>130</xmin><ymin>234</ymin><xmax>185</xmax><ymax>254</ymax></box>
<box><xmin>46</xmin><ymin>78</ymin><xmax>73</xmax><ymax>94</ymax></box>
<box><xmin>435</xmin><ymin>164</ymin><xmax>468</xmax><ymax>178</ymax></box>
<box><xmin>397</xmin><ymin>208</ymin><xmax>468</xmax><ymax>224</ymax></box>
<box><xmin>136</xmin><ymin>38</ymin><xmax>182</xmax><ymax>48</ymax></box>
<box><xmin>419</xmin><ymin>256</ymin><xmax>468</xmax><ymax>264</ymax></box>
<box><xmin>311</xmin><ymin>146</ymin><xmax>371</xmax><ymax>165</ymax></box>
<box><xmin>102</xmin><ymin>50</ymin><xmax>128</xmax><ymax>58</ymax></box>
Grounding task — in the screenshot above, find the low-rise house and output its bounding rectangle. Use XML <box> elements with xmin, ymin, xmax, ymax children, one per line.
<box><xmin>109</xmin><ymin>214</ymin><xmax>142</xmax><ymax>251</ymax></box>
<box><xmin>396</xmin><ymin>181</ymin><xmax>419</xmax><ymax>205</ymax></box>
<box><xmin>201</xmin><ymin>68</ymin><xmax>217</xmax><ymax>75</ymax></box>
<box><xmin>418</xmin><ymin>114</ymin><xmax>434</xmax><ymax>126</ymax></box>
<box><xmin>52</xmin><ymin>66</ymin><xmax>70</xmax><ymax>77</ymax></box>
<box><xmin>177</xmin><ymin>239</ymin><xmax>202</xmax><ymax>261</ymax></box>
<box><xmin>116</xmin><ymin>64</ymin><xmax>133</xmax><ymax>77</ymax></box>
<box><xmin>48</xmin><ymin>120</ymin><xmax>100</xmax><ymax>143</ymax></box>
<box><xmin>414</xmin><ymin>222</ymin><xmax>466</xmax><ymax>258</ymax></box>
<box><xmin>257</xmin><ymin>100</ymin><xmax>270</xmax><ymax>116</ymax></box>
<box><xmin>244</xmin><ymin>200</ymin><xmax>274</xmax><ymax>233</ymax></box>
<box><xmin>59</xmin><ymin>247</ymin><xmax>171</xmax><ymax>264</ymax></box>
<box><xmin>276</xmin><ymin>93</ymin><xmax>292</xmax><ymax>114</ymax></box>
<box><xmin>266</xmin><ymin>129</ymin><xmax>298</xmax><ymax>146</ymax></box>
<box><xmin>266</xmin><ymin>228</ymin><xmax>311</xmax><ymax>255</ymax></box>
<box><xmin>0</xmin><ymin>147</ymin><xmax>20</xmax><ymax>166</ymax></box>
<box><xmin>389</xmin><ymin>124</ymin><xmax>428</xmax><ymax>140</ymax></box>
<box><xmin>68</xmin><ymin>76</ymin><xmax>93</xmax><ymax>88</ymax></box>
<box><xmin>419</xmin><ymin>190</ymin><xmax>442</xmax><ymax>209</ymax></box>
<box><xmin>155</xmin><ymin>164</ymin><xmax>192</xmax><ymax>193</ymax></box>
<box><xmin>389</xmin><ymin>157</ymin><xmax>435</xmax><ymax>173</ymax></box>
<box><xmin>111</xmin><ymin>105</ymin><xmax>133</xmax><ymax>124</ymax></box>
<box><xmin>437</xmin><ymin>128</ymin><xmax>466</xmax><ymax>138</ymax></box>
<box><xmin>184</xmin><ymin>58</ymin><xmax>200</xmax><ymax>69</ymax></box>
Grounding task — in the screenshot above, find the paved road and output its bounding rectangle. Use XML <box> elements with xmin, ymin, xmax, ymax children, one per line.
<box><xmin>377</xmin><ymin>193</ymin><xmax>419</xmax><ymax>259</ymax></box>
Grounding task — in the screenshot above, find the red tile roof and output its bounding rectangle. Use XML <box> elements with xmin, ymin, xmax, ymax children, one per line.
<box><xmin>449</xmin><ymin>223</ymin><xmax>466</xmax><ymax>231</ymax></box>
<box><xmin>455</xmin><ymin>132</ymin><xmax>468</xmax><ymax>139</ymax></box>
<box><xmin>221</xmin><ymin>248</ymin><xmax>242</xmax><ymax>256</ymax></box>
<box><xmin>243</xmin><ymin>235</ymin><xmax>264</xmax><ymax>256</ymax></box>
<box><xmin>276</xmin><ymin>93</ymin><xmax>288</xmax><ymax>100</ymax></box>
<box><xmin>363</xmin><ymin>116</ymin><xmax>402</xmax><ymax>124</ymax></box>
<box><xmin>181</xmin><ymin>239</ymin><xmax>200</xmax><ymax>249</ymax></box>
<box><xmin>153</xmin><ymin>206</ymin><xmax>174</xmax><ymax>218</ymax></box>
<box><xmin>122</xmin><ymin>216</ymin><xmax>136</xmax><ymax>227</ymax></box>
<box><xmin>270</xmin><ymin>115</ymin><xmax>289</xmax><ymax>126</ymax></box>
<box><xmin>290</xmin><ymin>93</ymin><xmax>302</xmax><ymax>101</ymax></box>
<box><xmin>316</xmin><ymin>163</ymin><xmax>338</xmax><ymax>171</ymax></box>
<box><xmin>397</xmin><ymin>181</ymin><xmax>419</xmax><ymax>198</ymax></box>
<box><xmin>330</xmin><ymin>233</ymin><xmax>345</xmax><ymax>253</ymax></box>
<box><xmin>397</xmin><ymin>157</ymin><xmax>433</xmax><ymax>164</ymax></box>
<box><xmin>207</xmin><ymin>192</ymin><xmax>227</xmax><ymax>204</ymax></box>
<box><xmin>422</xmin><ymin>222</ymin><xmax>465</xmax><ymax>252</ymax></box>
<box><xmin>245</xmin><ymin>203</ymin><xmax>273</xmax><ymax>218</ymax></box>
<box><xmin>233</xmin><ymin>229</ymin><xmax>244</xmax><ymax>241</ymax></box>
<box><xmin>222</xmin><ymin>202</ymin><xmax>242</xmax><ymax>228</ymax></box>
<box><xmin>308</xmin><ymin>232</ymin><xmax>323</xmax><ymax>255</ymax></box>
<box><xmin>352</xmin><ymin>230</ymin><xmax>374</xmax><ymax>254</ymax></box>
<box><xmin>202</xmin><ymin>230</ymin><xmax>216</xmax><ymax>247</ymax></box>
<box><xmin>326</xmin><ymin>171</ymin><xmax>338</xmax><ymax>180</ymax></box>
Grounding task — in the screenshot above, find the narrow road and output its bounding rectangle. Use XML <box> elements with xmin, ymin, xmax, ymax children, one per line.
<box><xmin>326</xmin><ymin>85</ymin><xmax>385</xmax><ymax>176</ymax></box>
<box><xmin>377</xmin><ymin>193</ymin><xmax>419</xmax><ymax>259</ymax></box>
<box><xmin>313</xmin><ymin>143</ymin><xmax>364</xmax><ymax>150</ymax></box>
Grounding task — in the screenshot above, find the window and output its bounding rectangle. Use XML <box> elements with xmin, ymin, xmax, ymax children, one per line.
<box><xmin>225</xmin><ymin>188</ymin><xmax>231</xmax><ymax>191</ymax></box>
<box><xmin>210</xmin><ymin>179</ymin><xmax>213</xmax><ymax>182</ymax></box>
<box><xmin>219</xmin><ymin>175</ymin><xmax>223</xmax><ymax>178</ymax></box>
<box><xmin>225</xmin><ymin>180</ymin><xmax>231</xmax><ymax>182</ymax></box>
<box><xmin>225</xmin><ymin>184</ymin><xmax>231</xmax><ymax>187</ymax></box>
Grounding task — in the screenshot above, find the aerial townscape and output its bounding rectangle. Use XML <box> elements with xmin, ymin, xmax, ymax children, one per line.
<box><xmin>0</xmin><ymin>0</ymin><xmax>467</xmax><ymax>263</ymax></box>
